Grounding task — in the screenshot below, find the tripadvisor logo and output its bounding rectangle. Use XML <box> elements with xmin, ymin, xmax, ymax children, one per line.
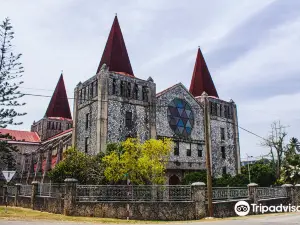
<box><xmin>234</xmin><ymin>201</ymin><xmax>250</xmax><ymax>216</ymax></box>
<box><xmin>234</xmin><ymin>201</ymin><xmax>300</xmax><ymax>216</ymax></box>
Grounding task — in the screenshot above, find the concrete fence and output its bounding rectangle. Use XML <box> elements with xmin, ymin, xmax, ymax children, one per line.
<box><xmin>1</xmin><ymin>179</ymin><xmax>300</xmax><ymax>220</ymax></box>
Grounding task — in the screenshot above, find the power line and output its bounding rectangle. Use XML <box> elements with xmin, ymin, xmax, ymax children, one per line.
<box><xmin>21</xmin><ymin>92</ymin><xmax>270</xmax><ymax>142</ymax></box>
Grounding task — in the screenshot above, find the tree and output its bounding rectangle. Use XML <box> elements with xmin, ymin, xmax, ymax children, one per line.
<box><xmin>182</xmin><ymin>170</ymin><xmax>207</xmax><ymax>185</ymax></box>
<box><xmin>182</xmin><ymin>160</ymin><xmax>275</xmax><ymax>187</ymax></box>
<box><xmin>261</xmin><ymin>121</ymin><xmax>288</xmax><ymax>179</ymax></box>
<box><xmin>0</xmin><ymin>133</ymin><xmax>17</xmax><ymax>171</ymax></box>
<box><xmin>0</xmin><ymin>18</ymin><xmax>26</xmax><ymax>174</ymax></box>
<box><xmin>241</xmin><ymin>160</ymin><xmax>276</xmax><ymax>186</ymax></box>
<box><xmin>48</xmin><ymin>147</ymin><xmax>106</xmax><ymax>184</ymax></box>
<box><xmin>0</xmin><ymin>18</ymin><xmax>26</xmax><ymax>128</ymax></box>
<box><xmin>282</xmin><ymin>138</ymin><xmax>300</xmax><ymax>184</ymax></box>
<box><xmin>102</xmin><ymin>138</ymin><xmax>173</xmax><ymax>185</ymax></box>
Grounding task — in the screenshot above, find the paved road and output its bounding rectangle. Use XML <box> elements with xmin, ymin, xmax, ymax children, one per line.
<box><xmin>1</xmin><ymin>213</ymin><xmax>300</xmax><ymax>225</ymax></box>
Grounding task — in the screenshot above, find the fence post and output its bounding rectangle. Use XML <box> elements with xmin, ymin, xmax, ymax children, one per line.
<box><xmin>3</xmin><ymin>185</ymin><xmax>7</xmax><ymax>207</ymax></box>
<box><xmin>64</xmin><ymin>178</ymin><xmax>78</xmax><ymax>216</ymax></box>
<box><xmin>282</xmin><ymin>184</ymin><xmax>293</xmax><ymax>204</ymax></box>
<box><xmin>247</xmin><ymin>183</ymin><xmax>258</xmax><ymax>204</ymax></box>
<box><xmin>192</xmin><ymin>182</ymin><xmax>206</xmax><ymax>219</ymax></box>
<box><xmin>294</xmin><ymin>184</ymin><xmax>300</xmax><ymax>206</ymax></box>
<box><xmin>31</xmin><ymin>181</ymin><xmax>39</xmax><ymax>209</ymax></box>
<box><xmin>15</xmin><ymin>183</ymin><xmax>21</xmax><ymax>206</ymax></box>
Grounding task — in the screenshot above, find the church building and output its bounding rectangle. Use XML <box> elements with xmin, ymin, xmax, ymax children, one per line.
<box><xmin>0</xmin><ymin>15</ymin><xmax>241</xmax><ymax>184</ymax></box>
<box><xmin>72</xmin><ymin>15</ymin><xmax>241</xmax><ymax>184</ymax></box>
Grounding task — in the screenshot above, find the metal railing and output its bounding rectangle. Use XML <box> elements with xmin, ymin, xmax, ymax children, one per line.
<box><xmin>19</xmin><ymin>185</ymin><xmax>32</xmax><ymax>196</ymax></box>
<box><xmin>76</xmin><ymin>185</ymin><xmax>192</xmax><ymax>202</ymax></box>
<box><xmin>257</xmin><ymin>187</ymin><xmax>287</xmax><ymax>199</ymax></box>
<box><xmin>210</xmin><ymin>187</ymin><xmax>249</xmax><ymax>200</ymax></box>
<box><xmin>7</xmin><ymin>186</ymin><xmax>16</xmax><ymax>196</ymax></box>
<box><xmin>37</xmin><ymin>183</ymin><xmax>65</xmax><ymax>198</ymax></box>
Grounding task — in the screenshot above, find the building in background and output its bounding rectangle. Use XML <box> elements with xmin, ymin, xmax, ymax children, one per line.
<box><xmin>0</xmin><ymin>74</ymin><xmax>73</xmax><ymax>183</ymax></box>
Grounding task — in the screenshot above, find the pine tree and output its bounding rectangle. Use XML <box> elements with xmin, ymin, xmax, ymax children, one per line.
<box><xmin>0</xmin><ymin>18</ymin><xmax>26</xmax><ymax>172</ymax></box>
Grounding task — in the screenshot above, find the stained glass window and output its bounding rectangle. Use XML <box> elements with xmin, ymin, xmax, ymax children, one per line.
<box><xmin>167</xmin><ymin>98</ymin><xmax>194</xmax><ymax>138</ymax></box>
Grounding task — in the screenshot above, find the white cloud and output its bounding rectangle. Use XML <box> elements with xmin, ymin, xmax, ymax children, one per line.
<box><xmin>216</xmin><ymin>17</ymin><xmax>300</xmax><ymax>92</ymax></box>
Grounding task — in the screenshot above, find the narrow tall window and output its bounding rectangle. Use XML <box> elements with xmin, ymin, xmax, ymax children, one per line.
<box><xmin>135</xmin><ymin>84</ymin><xmax>139</xmax><ymax>100</ymax></box>
<box><xmin>125</xmin><ymin>111</ymin><xmax>132</xmax><ymax>128</ymax></box>
<box><xmin>186</xmin><ymin>143</ymin><xmax>191</xmax><ymax>157</ymax></box>
<box><xmin>221</xmin><ymin>146</ymin><xmax>226</xmax><ymax>159</ymax></box>
<box><xmin>112</xmin><ymin>79</ymin><xmax>116</xmax><ymax>95</ymax></box>
<box><xmin>59</xmin><ymin>123</ymin><xmax>61</xmax><ymax>130</ymax></box>
<box><xmin>51</xmin><ymin>122</ymin><xmax>55</xmax><ymax>130</ymax></box>
<box><xmin>120</xmin><ymin>81</ymin><xmax>125</xmax><ymax>96</ymax></box>
<box><xmin>47</xmin><ymin>121</ymin><xmax>50</xmax><ymax>129</ymax></box>
<box><xmin>221</xmin><ymin>128</ymin><xmax>225</xmax><ymax>141</ymax></box>
<box><xmin>79</xmin><ymin>89</ymin><xmax>83</xmax><ymax>104</ymax></box>
<box><xmin>224</xmin><ymin>105</ymin><xmax>229</xmax><ymax>118</ymax></box>
<box><xmin>94</xmin><ymin>80</ymin><xmax>98</xmax><ymax>97</ymax></box>
<box><xmin>90</xmin><ymin>83</ymin><xmax>93</xmax><ymax>98</ymax></box>
<box><xmin>222</xmin><ymin>166</ymin><xmax>227</xmax><ymax>175</ymax></box>
<box><xmin>219</xmin><ymin>104</ymin><xmax>223</xmax><ymax>117</ymax></box>
<box><xmin>83</xmin><ymin>88</ymin><xmax>86</xmax><ymax>102</ymax></box>
<box><xmin>127</xmin><ymin>82</ymin><xmax>131</xmax><ymax>97</ymax></box>
<box><xmin>174</xmin><ymin>141</ymin><xmax>179</xmax><ymax>156</ymax></box>
<box><xmin>86</xmin><ymin>86</ymin><xmax>89</xmax><ymax>100</ymax></box>
<box><xmin>85</xmin><ymin>137</ymin><xmax>89</xmax><ymax>153</ymax></box>
<box><xmin>197</xmin><ymin>144</ymin><xmax>203</xmax><ymax>157</ymax></box>
<box><xmin>85</xmin><ymin>113</ymin><xmax>90</xmax><ymax>129</ymax></box>
<box><xmin>142</xmin><ymin>86</ymin><xmax>148</xmax><ymax>101</ymax></box>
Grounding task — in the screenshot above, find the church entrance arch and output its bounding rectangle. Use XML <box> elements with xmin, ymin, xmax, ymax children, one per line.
<box><xmin>169</xmin><ymin>174</ymin><xmax>180</xmax><ymax>185</ymax></box>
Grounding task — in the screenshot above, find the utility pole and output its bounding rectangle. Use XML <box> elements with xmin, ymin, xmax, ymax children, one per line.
<box><xmin>246</xmin><ymin>154</ymin><xmax>253</xmax><ymax>183</ymax></box>
<box><xmin>204</xmin><ymin>97</ymin><xmax>213</xmax><ymax>217</ymax></box>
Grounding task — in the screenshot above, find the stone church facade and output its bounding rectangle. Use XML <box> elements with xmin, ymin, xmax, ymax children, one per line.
<box><xmin>0</xmin><ymin>15</ymin><xmax>240</xmax><ymax>184</ymax></box>
<box><xmin>71</xmin><ymin>16</ymin><xmax>241</xmax><ymax>183</ymax></box>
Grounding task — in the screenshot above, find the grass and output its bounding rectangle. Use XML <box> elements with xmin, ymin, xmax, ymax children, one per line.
<box><xmin>0</xmin><ymin>206</ymin><xmax>167</xmax><ymax>223</ymax></box>
<box><xmin>1</xmin><ymin>206</ymin><xmax>297</xmax><ymax>224</ymax></box>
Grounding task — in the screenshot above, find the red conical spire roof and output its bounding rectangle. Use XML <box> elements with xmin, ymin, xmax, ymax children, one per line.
<box><xmin>96</xmin><ymin>15</ymin><xmax>134</xmax><ymax>76</ymax></box>
<box><xmin>45</xmin><ymin>74</ymin><xmax>72</xmax><ymax>119</ymax></box>
<box><xmin>189</xmin><ymin>48</ymin><xmax>219</xmax><ymax>97</ymax></box>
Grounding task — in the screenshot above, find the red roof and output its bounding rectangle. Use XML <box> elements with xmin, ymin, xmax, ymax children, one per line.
<box><xmin>0</xmin><ymin>129</ymin><xmax>40</xmax><ymax>143</ymax></box>
<box><xmin>96</xmin><ymin>15</ymin><xmax>134</xmax><ymax>76</ymax></box>
<box><xmin>45</xmin><ymin>74</ymin><xmax>72</xmax><ymax>119</ymax></box>
<box><xmin>189</xmin><ymin>48</ymin><xmax>219</xmax><ymax>98</ymax></box>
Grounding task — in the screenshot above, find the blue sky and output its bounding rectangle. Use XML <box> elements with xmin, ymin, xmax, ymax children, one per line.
<box><xmin>1</xmin><ymin>0</ymin><xmax>299</xmax><ymax>161</ymax></box>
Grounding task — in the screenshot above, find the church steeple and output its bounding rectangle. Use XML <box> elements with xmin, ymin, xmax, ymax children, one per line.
<box><xmin>96</xmin><ymin>15</ymin><xmax>134</xmax><ymax>76</ymax></box>
<box><xmin>189</xmin><ymin>47</ymin><xmax>218</xmax><ymax>98</ymax></box>
<box><xmin>45</xmin><ymin>74</ymin><xmax>72</xmax><ymax>119</ymax></box>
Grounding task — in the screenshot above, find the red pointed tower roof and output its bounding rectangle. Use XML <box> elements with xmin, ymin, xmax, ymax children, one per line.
<box><xmin>96</xmin><ymin>15</ymin><xmax>134</xmax><ymax>76</ymax></box>
<box><xmin>189</xmin><ymin>47</ymin><xmax>219</xmax><ymax>97</ymax></box>
<box><xmin>45</xmin><ymin>74</ymin><xmax>72</xmax><ymax>119</ymax></box>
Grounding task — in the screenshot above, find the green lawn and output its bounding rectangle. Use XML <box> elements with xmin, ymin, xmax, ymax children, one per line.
<box><xmin>0</xmin><ymin>206</ymin><xmax>167</xmax><ymax>223</ymax></box>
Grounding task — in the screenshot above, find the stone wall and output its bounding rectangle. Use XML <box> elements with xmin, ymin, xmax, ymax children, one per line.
<box><xmin>75</xmin><ymin>202</ymin><xmax>196</xmax><ymax>220</ymax></box>
<box><xmin>16</xmin><ymin>196</ymin><xmax>31</xmax><ymax>208</ymax></box>
<box><xmin>34</xmin><ymin>196</ymin><xmax>64</xmax><ymax>214</ymax></box>
<box><xmin>2</xmin><ymin>182</ymin><xmax>300</xmax><ymax>220</ymax></box>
